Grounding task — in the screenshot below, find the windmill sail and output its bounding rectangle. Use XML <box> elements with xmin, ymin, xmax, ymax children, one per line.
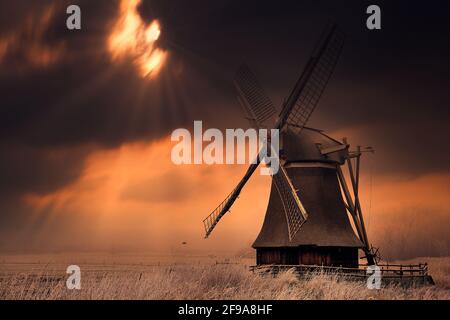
<box><xmin>203</xmin><ymin>65</ymin><xmax>277</xmax><ymax>238</ymax></box>
<box><xmin>234</xmin><ymin>64</ymin><xmax>277</xmax><ymax>128</ymax></box>
<box><xmin>278</xmin><ymin>24</ymin><xmax>345</xmax><ymax>133</ymax></box>
<box><xmin>272</xmin><ymin>164</ymin><xmax>308</xmax><ymax>241</ymax></box>
<box><xmin>203</xmin><ymin>160</ymin><xmax>261</xmax><ymax>238</ymax></box>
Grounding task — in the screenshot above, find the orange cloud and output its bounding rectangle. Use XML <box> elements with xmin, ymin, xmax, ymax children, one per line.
<box><xmin>357</xmin><ymin>173</ymin><xmax>450</xmax><ymax>259</ymax></box>
<box><xmin>23</xmin><ymin>137</ymin><xmax>270</xmax><ymax>253</ymax></box>
<box><xmin>22</xmin><ymin>136</ymin><xmax>450</xmax><ymax>257</ymax></box>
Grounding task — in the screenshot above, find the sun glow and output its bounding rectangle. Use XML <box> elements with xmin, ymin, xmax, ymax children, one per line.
<box><xmin>108</xmin><ymin>0</ymin><xmax>167</xmax><ymax>78</ymax></box>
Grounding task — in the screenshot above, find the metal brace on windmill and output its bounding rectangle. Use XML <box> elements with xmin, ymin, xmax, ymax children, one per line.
<box><xmin>202</xmin><ymin>24</ymin><xmax>379</xmax><ymax>268</ymax></box>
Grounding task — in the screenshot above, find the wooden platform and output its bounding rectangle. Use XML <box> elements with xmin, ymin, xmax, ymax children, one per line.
<box><xmin>250</xmin><ymin>263</ymin><xmax>435</xmax><ymax>286</ymax></box>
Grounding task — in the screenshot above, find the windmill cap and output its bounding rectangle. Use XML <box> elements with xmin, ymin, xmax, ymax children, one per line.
<box><xmin>282</xmin><ymin>127</ymin><xmax>348</xmax><ymax>164</ymax></box>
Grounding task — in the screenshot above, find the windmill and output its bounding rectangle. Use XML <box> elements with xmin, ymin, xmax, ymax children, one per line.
<box><xmin>202</xmin><ymin>24</ymin><xmax>378</xmax><ymax>267</ymax></box>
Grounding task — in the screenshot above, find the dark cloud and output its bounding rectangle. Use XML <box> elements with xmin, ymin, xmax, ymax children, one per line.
<box><xmin>0</xmin><ymin>1</ymin><xmax>239</xmax><ymax>195</ymax></box>
<box><xmin>0</xmin><ymin>0</ymin><xmax>449</xmax><ymax>250</ymax></box>
<box><xmin>137</xmin><ymin>0</ymin><xmax>450</xmax><ymax>176</ymax></box>
<box><xmin>0</xmin><ymin>143</ymin><xmax>89</xmax><ymax>197</ymax></box>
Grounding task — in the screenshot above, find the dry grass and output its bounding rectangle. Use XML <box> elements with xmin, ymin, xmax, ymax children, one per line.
<box><xmin>0</xmin><ymin>254</ymin><xmax>449</xmax><ymax>300</ymax></box>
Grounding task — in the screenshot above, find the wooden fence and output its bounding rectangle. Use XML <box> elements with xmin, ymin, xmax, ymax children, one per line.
<box><xmin>249</xmin><ymin>263</ymin><xmax>434</xmax><ymax>285</ymax></box>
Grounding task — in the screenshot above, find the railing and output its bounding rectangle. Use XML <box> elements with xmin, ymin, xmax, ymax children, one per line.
<box><xmin>249</xmin><ymin>263</ymin><xmax>432</xmax><ymax>283</ymax></box>
<box><xmin>375</xmin><ymin>263</ymin><xmax>429</xmax><ymax>277</ymax></box>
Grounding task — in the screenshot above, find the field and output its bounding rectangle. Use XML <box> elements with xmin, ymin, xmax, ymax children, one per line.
<box><xmin>0</xmin><ymin>254</ymin><xmax>449</xmax><ymax>300</ymax></box>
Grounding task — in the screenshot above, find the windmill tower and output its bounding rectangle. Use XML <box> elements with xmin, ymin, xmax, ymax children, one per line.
<box><xmin>203</xmin><ymin>24</ymin><xmax>377</xmax><ymax>267</ymax></box>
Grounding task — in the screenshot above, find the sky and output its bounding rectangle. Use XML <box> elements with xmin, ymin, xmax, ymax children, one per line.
<box><xmin>0</xmin><ymin>0</ymin><xmax>449</xmax><ymax>259</ymax></box>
